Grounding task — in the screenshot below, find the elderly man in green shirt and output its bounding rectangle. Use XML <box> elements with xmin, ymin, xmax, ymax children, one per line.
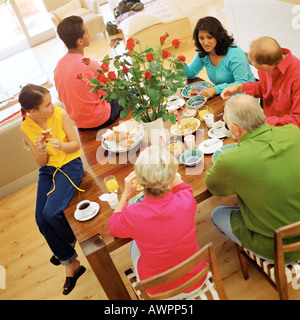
<box><xmin>206</xmin><ymin>94</ymin><xmax>300</xmax><ymax>262</ymax></box>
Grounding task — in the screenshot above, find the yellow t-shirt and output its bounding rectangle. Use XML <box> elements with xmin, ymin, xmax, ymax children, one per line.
<box><xmin>21</xmin><ymin>106</ymin><xmax>81</xmax><ymax>168</ymax></box>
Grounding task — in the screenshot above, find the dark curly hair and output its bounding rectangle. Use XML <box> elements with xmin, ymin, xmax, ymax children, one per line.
<box><xmin>193</xmin><ymin>16</ymin><xmax>235</xmax><ymax>58</ymax></box>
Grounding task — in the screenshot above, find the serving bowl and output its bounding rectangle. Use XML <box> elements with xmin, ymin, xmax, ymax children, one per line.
<box><xmin>179</xmin><ymin>149</ymin><xmax>204</xmax><ymax>167</ymax></box>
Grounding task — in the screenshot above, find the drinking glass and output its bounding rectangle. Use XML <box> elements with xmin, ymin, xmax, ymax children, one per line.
<box><xmin>104</xmin><ymin>175</ymin><xmax>119</xmax><ymax>193</ymax></box>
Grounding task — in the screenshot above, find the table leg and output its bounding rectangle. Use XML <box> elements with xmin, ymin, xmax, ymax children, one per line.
<box><xmin>80</xmin><ymin>234</ymin><xmax>131</xmax><ymax>300</ymax></box>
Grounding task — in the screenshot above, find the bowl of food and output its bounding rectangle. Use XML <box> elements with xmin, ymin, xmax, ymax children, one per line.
<box><xmin>186</xmin><ymin>96</ymin><xmax>207</xmax><ymax>109</ymax></box>
<box><xmin>182</xmin><ymin>107</ymin><xmax>197</xmax><ymax>118</ymax></box>
<box><xmin>179</xmin><ymin>149</ymin><xmax>204</xmax><ymax>167</ymax></box>
<box><xmin>170</xmin><ymin>118</ymin><xmax>200</xmax><ymax>136</ymax></box>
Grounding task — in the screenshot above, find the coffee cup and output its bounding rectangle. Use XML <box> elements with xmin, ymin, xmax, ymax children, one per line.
<box><xmin>76</xmin><ymin>200</ymin><xmax>92</xmax><ymax>219</ymax></box>
<box><xmin>212</xmin><ymin>121</ymin><xmax>225</xmax><ymax>136</ymax></box>
<box><xmin>184</xmin><ymin>135</ymin><xmax>195</xmax><ymax>149</ymax></box>
<box><xmin>203</xmin><ymin>113</ymin><xmax>214</xmax><ymax>128</ymax></box>
<box><xmin>106</xmin><ymin>193</ymin><xmax>119</xmax><ymax>209</ymax></box>
<box><xmin>167</xmin><ymin>95</ymin><xmax>180</xmax><ymax>107</ymax></box>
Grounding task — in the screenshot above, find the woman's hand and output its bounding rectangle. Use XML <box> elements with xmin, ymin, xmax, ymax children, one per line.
<box><xmin>123</xmin><ymin>171</ymin><xmax>138</xmax><ymax>200</ymax></box>
<box><xmin>200</xmin><ymin>87</ymin><xmax>216</xmax><ymax>99</ymax></box>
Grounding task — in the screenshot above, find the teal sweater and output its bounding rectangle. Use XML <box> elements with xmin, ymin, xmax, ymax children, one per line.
<box><xmin>206</xmin><ymin>124</ymin><xmax>300</xmax><ymax>261</ymax></box>
<box><xmin>184</xmin><ymin>45</ymin><xmax>255</xmax><ymax>94</ymax></box>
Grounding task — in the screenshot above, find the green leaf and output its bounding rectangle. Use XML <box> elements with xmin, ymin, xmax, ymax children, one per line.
<box><xmin>119</xmin><ymin>97</ymin><xmax>126</xmax><ymax>107</ymax></box>
<box><xmin>162</xmin><ymin>113</ymin><xmax>169</xmax><ymax>122</ymax></box>
<box><xmin>120</xmin><ymin>108</ymin><xmax>129</xmax><ymax>118</ymax></box>
<box><xmin>169</xmin><ymin>114</ymin><xmax>177</xmax><ymax>124</ymax></box>
<box><xmin>103</xmin><ymin>54</ymin><xmax>110</xmax><ymax>63</ymax></box>
<box><xmin>110</xmin><ymin>92</ymin><xmax>119</xmax><ymax>99</ymax></box>
<box><xmin>114</xmin><ymin>60</ymin><xmax>120</xmax><ymax>69</ymax></box>
<box><xmin>148</xmin><ymin>88</ymin><xmax>159</xmax><ymax>102</ymax></box>
<box><xmin>161</xmin><ymin>88</ymin><xmax>173</xmax><ymax>97</ymax></box>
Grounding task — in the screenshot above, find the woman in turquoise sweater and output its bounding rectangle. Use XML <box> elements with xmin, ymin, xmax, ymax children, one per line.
<box><xmin>184</xmin><ymin>16</ymin><xmax>255</xmax><ymax>99</ymax></box>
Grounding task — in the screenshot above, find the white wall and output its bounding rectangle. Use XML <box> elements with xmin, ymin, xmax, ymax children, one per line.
<box><xmin>224</xmin><ymin>0</ymin><xmax>300</xmax><ymax>58</ymax></box>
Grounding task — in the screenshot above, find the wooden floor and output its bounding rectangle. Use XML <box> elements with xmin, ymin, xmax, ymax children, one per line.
<box><xmin>1</xmin><ymin>0</ymin><xmax>300</xmax><ymax>301</ymax></box>
<box><xmin>1</xmin><ymin>183</ymin><xmax>300</xmax><ymax>300</ymax></box>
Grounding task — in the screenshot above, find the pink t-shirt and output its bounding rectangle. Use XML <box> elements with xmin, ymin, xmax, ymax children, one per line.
<box><xmin>109</xmin><ymin>182</ymin><xmax>207</xmax><ymax>295</ymax></box>
<box><xmin>54</xmin><ymin>53</ymin><xmax>111</xmax><ymax>128</ymax></box>
<box><xmin>242</xmin><ymin>48</ymin><xmax>300</xmax><ymax>128</ymax></box>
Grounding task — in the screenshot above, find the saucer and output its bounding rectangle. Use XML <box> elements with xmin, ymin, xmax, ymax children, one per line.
<box><xmin>208</xmin><ymin>128</ymin><xmax>227</xmax><ymax>139</ymax></box>
<box><xmin>199</xmin><ymin>138</ymin><xmax>223</xmax><ymax>154</ymax></box>
<box><xmin>166</xmin><ymin>98</ymin><xmax>185</xmax><ymax>111</ymax></box>
<box><xmin>74</xmin><ymin>202</ymin><xmax>100</xmax><ymax>221</ymax></box>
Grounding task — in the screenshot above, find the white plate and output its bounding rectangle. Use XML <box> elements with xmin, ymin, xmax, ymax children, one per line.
<box><xmin>74</xmin><ymin>202</ymin><xmax>100</xmax><ymax>222</ymax></box>
<box><xmin>166</xmin><ymin>98</ymin><xmax>185</xmax><ymax>111</ymax></box>
<box><xmin>102</xmin><ymin>124</ymin><xmax>144</xmax><ymax>153</ymax></box>
<box><xmin>208</xmin><ymin>127</ymin><xmax>227</xmax><ymax>139</ymax></box>
<box><xmin>199</xmin><ymin>138</ymin><xmax>223</xmax><ymax>154</ymax></box>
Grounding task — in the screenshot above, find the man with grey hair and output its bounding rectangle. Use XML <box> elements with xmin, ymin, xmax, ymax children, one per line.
<box><xmin>221</xmin><ymin>36</ymin><xmax>300</xmax><ymax>128</ymax></box>
<box><xmin>206</xmin><ymin>94</ymin><xmax>300</xmax><ymax>261</ymax></box>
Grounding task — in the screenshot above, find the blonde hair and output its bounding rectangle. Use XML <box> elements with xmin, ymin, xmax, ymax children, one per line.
<box><xmin>135</xmin><ymin>146</ymin><xmax>178</xmax><ymax>197</ymax></box>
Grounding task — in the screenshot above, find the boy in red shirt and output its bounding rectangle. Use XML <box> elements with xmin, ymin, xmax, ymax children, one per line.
<box><xmin>54</xmin><ymin>16</ymin><xmax>122</xmax><ymax>129</ymax></box>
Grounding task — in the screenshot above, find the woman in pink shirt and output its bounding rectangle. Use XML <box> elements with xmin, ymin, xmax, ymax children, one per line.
<box><xmin>109</xmin><ymin>146</ymin><xmax>207</xmax><ymax>296</ymax></box>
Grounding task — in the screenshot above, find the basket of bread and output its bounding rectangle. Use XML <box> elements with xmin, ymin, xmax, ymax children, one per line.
<box><xmin>102</xmin><ymin>120</ymin><xmax>144</xmax><ymax>153</ymax></box>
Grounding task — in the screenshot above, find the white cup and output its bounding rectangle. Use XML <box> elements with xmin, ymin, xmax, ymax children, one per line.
<box><xmin>167</xmin><ymin>95</ymin><xmax>180</xmax><ymax>107</ymax></box>
<box><xmin>212</xmin><ymin>121</ymin><xmax>225</xmax><ymax>136</ymax></box>
<box><xmin>106</xmin><ymin>193</ymin><xmax>119</xmax><ymax>209</ymax></box>
<box><xmin>203</xmin><ymin>113</ymin><xmax>214</xmax><ymax>128</ymax></box>
<box><xmin>184</xmin><ymin>134</ymin><xmax>195</xmax><ymax>149</ymax></box>
<box><xmin>76</xmin><ymin>200</ymin><xmax>92</xmax><ymax>219</ymax></box>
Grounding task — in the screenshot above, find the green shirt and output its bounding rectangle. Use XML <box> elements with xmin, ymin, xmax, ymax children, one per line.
<box><xmin>205</xmin><ymin>124</ymin><xmax>300</xmax><ymax>261</ymax></box>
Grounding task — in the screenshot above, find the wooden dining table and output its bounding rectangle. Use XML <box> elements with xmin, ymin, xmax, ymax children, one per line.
<box><xmin>64</xmin><ymin>87</ymin><xmax>234</xmax><ymax>300</ymax></box>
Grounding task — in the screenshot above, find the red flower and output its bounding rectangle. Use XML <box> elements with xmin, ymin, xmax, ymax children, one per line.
<box><xmin>107</xmin><ymin>71</ymin><xmax>116</xmax><ymax>80</ymax></box>
<box><xmin>77</xmin><ymin>72</ymin><xmax>84</xmax><ymax>79</ymax></box>
<box><xmin>146</xmin><ymin>53</ymin><xmax>153</xmax><ymax>62</ymax></box>
<box><xmin>82</xmin><ymin>58</ymin><xmax>90</xmax><ymax>65</ymax></box>
<box><xmin>172</xmin><ymin>39</ymin><xmax>181</xmax><ymax>49</ymax></box>
<box><xmin>162</xmin><ymin>50</ymin><xmax>171</xmax><ymax>59</ymax></box>
<box><xmin>160</xmin><ymin>32</ymin><xmax>169</xmax><ymax>45</ymax></box>
<box><xmin>97</xmin><ymin>88</ymin><xmax>107</xmax><ymax>96</ymax></box>
<box><xmin>144</xmin><ymin>71</ymin><xmax>152</xmax><ymax>79</ymax></box>
<box><xmin>110</xmin><ymin>40</ymin><xmax>119</xmax><ymax>48</ymax></box>
<box><xmin>96</xmin><ymin>73</ymin><xmax>109</xmax><ymax>84</ymax></box>
<box><xmin>126</xmin><ymin>38</ymin><xmax>135</xmax><ymax>51</ymax></box>
<box><xmin>122</xmin><ymin>66</ymin><xmax>130</xmax><ymax>74</ymax></box>
<box><xmin>160</xmin><ymin>36</ymin><xmax>166</xmax><ymax>45</ymax></box>
<box><xmin>100</xmin><ymin>62</ymin><xmax>109</xmax><ymax>71</ymax></box>
<box><xmin>177</xmin><ymin>55</ymin><xmax>186</xmax><ymax>62</ymax></box>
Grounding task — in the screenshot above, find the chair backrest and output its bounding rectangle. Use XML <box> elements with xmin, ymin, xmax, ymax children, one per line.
<box><xmin>135</xmin><ymin>242</ymin><xmax>227</xmax><ymax>300</ymax></box>
<box><xmin>274</xmin><ymin>221</ymin><xmax>300</xmax><ymax>299</ymax></box>
<box><xmin>42</xmin><ymin>0</ymin><xmax>71</xmax><ymax>12</ymax></box>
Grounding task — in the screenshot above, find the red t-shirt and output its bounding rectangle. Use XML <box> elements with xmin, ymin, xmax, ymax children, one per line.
<box><xmin>54</xmin><ymin>53</ymin><xmax>111</xmax><ymax>128</ymax></box>
<box><xmin>109</xmin><ymin>183</ymin><xmax>207</xmax><ymax>295</ymax></box>
<box><xmin>243</xmin><ymin>48</ymin><xmax>300</xmax><ymax>128</ymax></box>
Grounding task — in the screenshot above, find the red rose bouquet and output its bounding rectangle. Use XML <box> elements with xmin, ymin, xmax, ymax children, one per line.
<box><xmin>79</xmin><ymin>33</ymin><xmax>186</xmax><ymax>123</ymax></box>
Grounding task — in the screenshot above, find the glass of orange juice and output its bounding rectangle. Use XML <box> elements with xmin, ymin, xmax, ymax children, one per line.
<box><xmin>104</xmin><ymin>175</ymin><xmax>119</xmax><ymax>193</ymax></box>
<box><xmin>198</xmin><ymin>105</ymin><xmax>209</xmax><ymax>120</ymax></box>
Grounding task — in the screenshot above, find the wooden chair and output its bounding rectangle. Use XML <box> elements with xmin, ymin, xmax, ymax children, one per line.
<box><xmin>235</xmin><ymin>221</ymin><xmax>300</xmax><ymax>300</ymax></box>
<box><xmin>125</xmin><ymin>242</ymin><xmax>227</xmax><ymax>300</ymax></box>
